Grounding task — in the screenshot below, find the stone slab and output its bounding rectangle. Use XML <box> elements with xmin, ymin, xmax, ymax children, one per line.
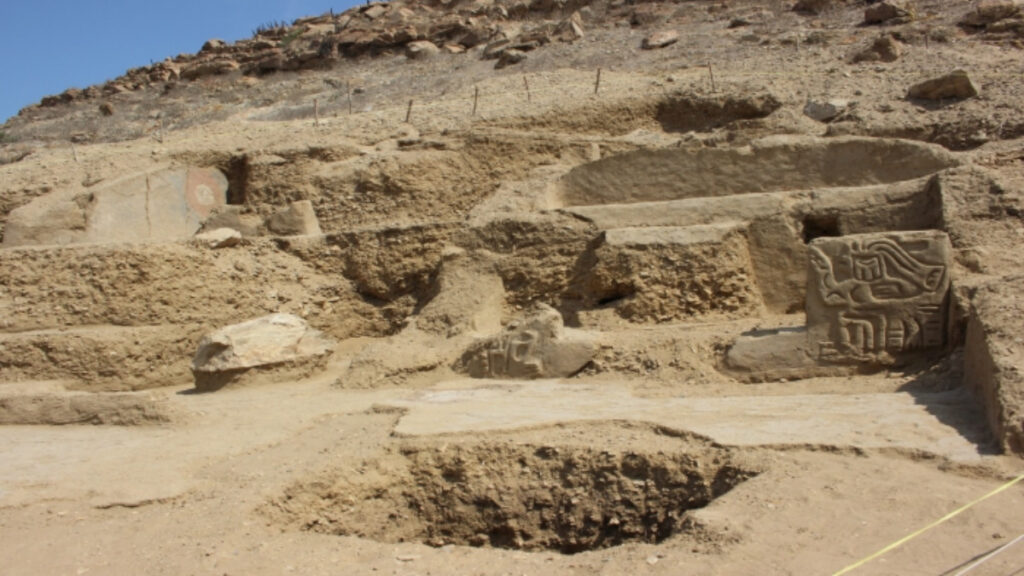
<box><xmin>3</xmin><ymin>166</ymin><xmax>228</xmax><ymax>247</ymax></box>
<box><xmin>807</xmin><ymin>230</ymin><xmax>952</xmax><ymax>363</ymax></box>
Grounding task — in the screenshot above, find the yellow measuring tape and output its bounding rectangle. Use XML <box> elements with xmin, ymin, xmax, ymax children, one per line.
<box><xmin>832</xmin><ymin>472</ymin><xmax>1024</xmax><ymax>576</ymax></box>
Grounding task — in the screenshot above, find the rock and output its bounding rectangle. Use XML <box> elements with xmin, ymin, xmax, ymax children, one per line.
<box><xmin>98</xmin><ymin>102</ymin><xmax>114</xmax><ymax>116</ymax></box>
<box><xmin>191</xmin><ymin>314</ymin><xmax>335</xmax><ymax>391</ymax></box>
<box><xmin>907</xmin><ymin>70</ymin><xmax>979</xmax><ymax>100</ymax></box>
<box><xmin>194</xmin><ymin>227</ymin><xmax>242</xmax><ymax>248</ymax></box>
<box><xmin>803</xmin><ymin>99</ymin><xmax>851</xmax><ymax>122</ymax></box>
<box><xmin>864</xmin><ymin>0</ymin><xmax>914</xmax><ymax>24</ymax></box>
<box><xmin>807</xmin><ymin>231</ymin><xmax>952</xmax><ymax>362</ymax></box>
<box><xmin>962</xmin><ymin>0</ymin><xmax>1021</xmax><ymax>27</ymax></box>
<box><xmin>267</xmin><ymin>200</ymin><xmax>322</xmax><ymax>236</ymax></box>
<box><xmin>442</xmin><ymin>43</ymin><xmax>466</xmax><ymax>54</ymax></box>
<box><xmin>201</xmin><ymin>38</ymin><xmax>227</xmax><ymax>52</ymax></box>
<box><xmin>642</xmin><ymin>30</ymin><xmax>679</xmax><ymax>49</ymax></box>
<box><xmin>3</xmin><ymin>166</ymin><xmax>228</xmax><ymax>247</ymax></box>
<box><xmin>405</xmin><ymin>40</ymin><xmax>440</xmax><ymax>60</ymax></box>
<box><xmin>483</xmin><ymin>38</ymin><xmax>513</xmax><ymax>59</ymax></box>
<box><xmin>495</xmin><ymin>49</ymin><xmax>527</xmax><ymax>69</ymax></box>
<box><xmin>180</xmin><ymin>59</ymin><xmax>240</xmax><ymax>80</ymax></box>
<box><xmin>726</xmin><ymin>230</ymin><xmax>954</xmax><ymax>381</ymax></box>
<box><xmin>556</xmin><ymin>12</ymin><xmax>585</xmax><ymax>42</ymax></box>
<box><xmin>631</xmin><ymin>5</ymin><xmax>664</xmax><ymax>26</ymax></box>
<box><xmin>457</xmin><ymin>304</ymin><xmax>596</xmax><ymax>379</ymax></box>
<box><xmin>362</xmin><ymin>4</ymin><xmax>388</xmax><ymax>19</ymax></box>
<box><xmin>852</xmin><ymin>35</ymin><xmax>901</xmax><ymax>63</ymax></box>
<box><xmin>793</xmin><ymin>0</ymin><xmax>831</xmax><ymax>15</ymax></box>
<box><xmin>200</xmin><ymin>205</ymin><xmax>262</xmax><ymax>237</ymax></box>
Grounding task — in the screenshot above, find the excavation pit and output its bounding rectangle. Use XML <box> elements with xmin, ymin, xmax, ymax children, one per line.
<box><xmin>271</xmin><ymin>434</ymin><xmax>758</xmax><ymax>554</ymax></box>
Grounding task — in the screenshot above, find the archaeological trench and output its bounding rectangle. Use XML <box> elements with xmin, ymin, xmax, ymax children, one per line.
<box><xmin>1</xmin><ymin>0</ymin><xmax>1023</xmax><ymax>573</ymax></box>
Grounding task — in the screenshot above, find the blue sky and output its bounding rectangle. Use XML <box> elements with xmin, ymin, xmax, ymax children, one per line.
<box><xmin>0</xmin><ymin>0</ymin><xmax>361</xmax><ymax>123</ymax></box>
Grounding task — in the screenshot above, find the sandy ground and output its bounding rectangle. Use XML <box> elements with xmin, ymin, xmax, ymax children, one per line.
<box><xmin>2</xmin><ymin>0</ymin><xmax>1024</xmax><ymax>574</ymax></box>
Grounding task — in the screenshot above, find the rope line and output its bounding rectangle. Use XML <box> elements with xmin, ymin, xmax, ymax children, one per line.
<box><xmin>831</xmin><ymin>472</ymin><xmax>1024</xmax><ymax>576</ymax></box>
<box><xmin>954</xmin><ymin>533</ymin><xmax>1024</xmax><ymax>576</ymax></box>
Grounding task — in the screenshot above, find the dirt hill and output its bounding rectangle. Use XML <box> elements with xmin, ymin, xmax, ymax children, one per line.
<box><xmin>1</xmin><ymin>0</ymin><xmax>1023</xmax><ymax>574</ymax></box>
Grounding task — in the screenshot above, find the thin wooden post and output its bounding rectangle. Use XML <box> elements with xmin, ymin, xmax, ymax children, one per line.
<box><xmin>472</xmin><ymin>86</ymin><xmax>479</xmax><ymax>116</ymax></box>
<box><xmin>347</xmin><ymin>81</ymin><xmax>353</xmax><ymax>115</ymax></box>
<box><xmin>594</xmin><ymin>68</ymin><xmax>602</xmax><ymax>94</ymax></box>
<box><xmin>405</xmin><ymin>99</ymin><xmax>413</xmax><ymax>123</ymax></box>
<box><xmin>523</xmin><ymin>75</ymin><xmax>531</xmax><ymax>102</ymax></box>
<box><xmin>707</xmin><ymin>62</ymin><xmax>717</xmax><ymax>92</ymax></box>
<box><xmin>71</xmin><ymin>143</ymin><xmax>79</xmax><ymax>163</ymax></box>
<box><xmin>314</xmin><ymin>98</ymin><xmax>320</xmax><ymax>126</ymax></box>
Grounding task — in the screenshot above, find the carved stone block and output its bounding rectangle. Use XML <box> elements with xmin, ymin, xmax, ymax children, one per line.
<box><xmin>459</xmin><ymin>304</ymin><xmax>596</xmax><ymax>379</ymax></box>
<box><xmin>806</xmin><ymin>230</ymin><xmax>952</xmax><ymax>363</ymax></box>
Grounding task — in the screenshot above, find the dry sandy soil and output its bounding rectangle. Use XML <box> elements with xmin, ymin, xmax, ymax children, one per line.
<box><xmin>1</xmin><ymin>0</ymin><xmax>1023</xmax><ymax>574</ymax></box>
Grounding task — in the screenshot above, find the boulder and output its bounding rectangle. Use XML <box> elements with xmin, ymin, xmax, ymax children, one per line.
<box><xmin>180</xmin><ymin>58</ymin><xmax>240</xmax><ymax>80</ymax></box>
<box><xmin>362</xmin><ymin>4</ymin><xmax>388</xmax><ymax>19</ymax></box>
<box><xmin>457</xmin><ymin>304</ymin><xmax>596</xmax><ymax>379</ymax></box>
<box><xmin>642</xmin><ymin>30</ymin><xmax>679</xmax><ymax>49</ymax></box>
<box><xmin>803</xmin><ymin>98</ymin><xmax>851</xmax><ymax>122</ymax></box>
<box><xmin>961</xmin><ymin>0</ymin><xmax>1021</xmax><ymax>27</ymax></box>
<box><xmin>852</xmin><ymin>35</ymin><xmax>901</xmax><ymax>63</ymax></box>
<box><xmin>406</xmin><ymin>40</ymin><xmax>440</xmax><ymax>60</ymax></box>
<box><xmin>191</xmin><ymin>314</ymin><xmax>335</xmax><ymax>391</ymax></box>
<box><xmin>864</xmin><ymin>0</ymin><xmax>914</xmax><ymax>24</ymax></box>
<box><xmin>267</xmin><ymin>200</ymin><xmax>322</xmax><ymax>236</ymax></box>
<box><xmin>907</xmin><ymin>70</ymin><xmax>978</xmax><ymax>100</ymax></box>
<box><xmin>495</xmin><ymin>49</ymin><xmax>528</xmax><ymax>69</ymax></box>
<box><xmin>483</xmin><ymin>38</ymin><xmax>513</xmax><ymax>59</ymax></box>
<box><xmin>201</xmin><ymin>38</ymin><xmax>227</xmax><ymax>52</ymax></box>
<box><xmin>793</xmin><ymin>0</ymin><xmax>831</xmax><ymax>15</ymax></box>
<box><xmin>556</xmin><ymin>12</ymin><xmax>585</xmax><ymax>42</ymax></box>
<box><xmin>194</xmin><ymin>227</ymin><xmax>242</xmax><ymax>249</ymax></box>
<box><xmin>200</xmin><ymin>205</ymin><xmax>262</xmax><ymax>237</ymax></box>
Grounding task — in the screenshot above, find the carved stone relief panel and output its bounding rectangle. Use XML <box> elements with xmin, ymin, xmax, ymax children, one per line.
<box><xmin>806</xmin><ymin>230</ymin><xmax>952</xmax><ymax>363</ymax></box>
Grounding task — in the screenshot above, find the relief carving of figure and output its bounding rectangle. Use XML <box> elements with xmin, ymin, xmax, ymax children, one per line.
<box><xmin>808</xmin><ymin>232</ymin><xmax>951</xmax><ymax>361</ymax></box>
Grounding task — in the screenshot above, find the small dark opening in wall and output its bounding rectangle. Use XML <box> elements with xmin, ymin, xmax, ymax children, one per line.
<box><xmin>223</xmin><ymin>155</ymin><xmax>249</xmax><ymax>205</ymax></box>
<box><xmin>802</xmin><ymin>214</ymin><xmax>841</xmax><ymax>243</ymax></box>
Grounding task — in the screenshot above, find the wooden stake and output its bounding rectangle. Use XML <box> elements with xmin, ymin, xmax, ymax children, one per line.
<box><xmin>405</xmin><ymin>99</ymin><xmax>413</xmax><ymax>123</ymax></box>
<box><xmin>314</xmin><ymin>98</ymin><xmax>320</xmax><ymax>127</ymax></box>
<box><xmin>707</xmin><ymin>62</ymin><xmax>717</xmax><ymax>93</ymax></box>
<box><xmin>347</xmin><ymin>81</ymin><xmax>353</xmax><ymax>115</ymax></box>
<box><xmin>594</xmin><ymin>68</ymin><xmax>602</xmax><ymax>95</ymax></box>
<box><xmin>71</xmin><ymin>143</ymin><xmax>79</xmax><ymax>163</ymax></box>
<box><xmin>472</xmin><ymin>86</ymin><xmax>479</xmax><ymax>116</ymax></box>
<box><xmin>523</xmin><ymin>75</ymin><xmax>531</xmax><ymax>102</ymax></box>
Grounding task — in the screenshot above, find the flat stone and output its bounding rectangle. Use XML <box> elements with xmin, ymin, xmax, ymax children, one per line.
<box><xmin>191</xmin><ymin>313</ymin><xmax>334</xmax><ymax>375</ymax></box>
<box><xmin>457</xmin><ymin>304</ymin><xmax>596</xmax><ymax>379</ymax></box>
<box><xmin>194</xmin><ymin>227</ymin><xmax>242</xmax><ymax>249</ymax></box>
<box><xmin>642</xmin><ymin>30</ymin><xmax>679</xmax><ymax>49</ymax></box>
<box><xmin>907</xmin><ymin>70</ymin><xmax>979</xmax><ymax>100</ymax></box>
<box><xmin>405</xmin><ymin>40</ymin><xmax>440</xmax><ymax>60</ymax></box>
